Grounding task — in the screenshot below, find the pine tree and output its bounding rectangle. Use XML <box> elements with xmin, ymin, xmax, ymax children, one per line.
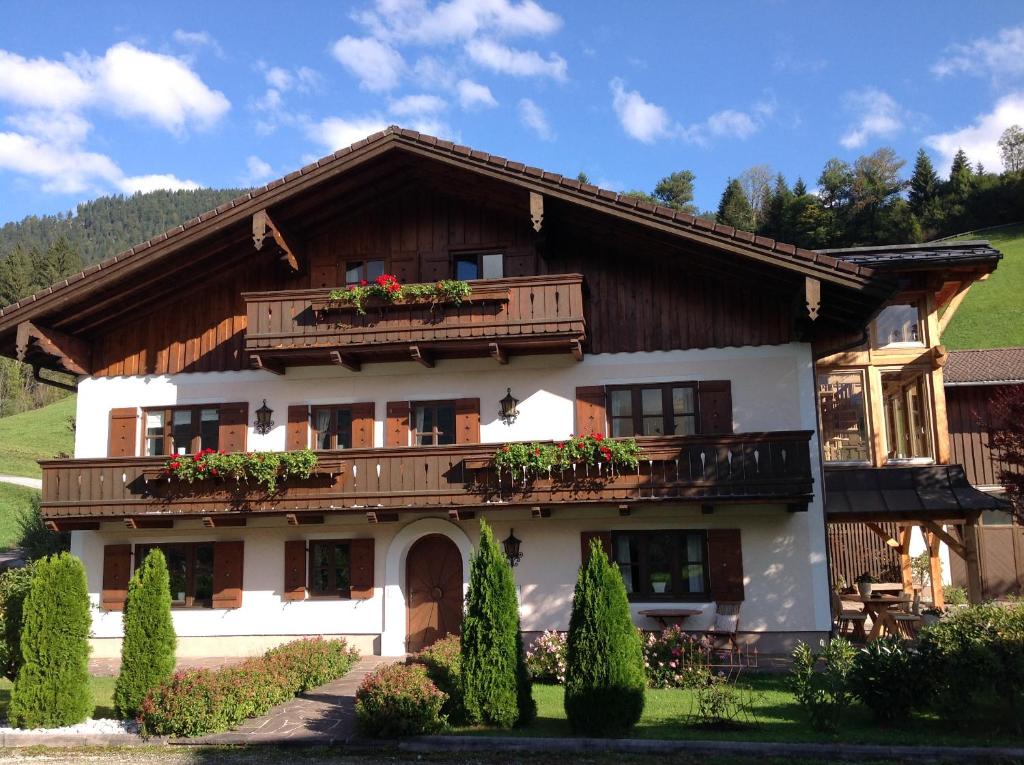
<box><xmin>908</xmin><ymin>149</ymin><xmax>940</xmax><ymax>216</ymax></box>
<box><xmin>0</xmin><ymin>246</ymin><xmax>37</xmax><ymax>306</ymax></box>
<box><xmin>31</xmin><ymin>238</ymin><xmax>82</xmax><ymax>290</ymax></box>
<box><xmin>114</xmin><ymin>548</ymin><xmax>176</xmax><ymax>719</ymax></box>
<box><xmin>793</xmin><ymin>177</ymin><xmax>809</xmax><ymax>197</ymax></box>
<box><xmin>653</xmin><ymin>170</ymin><xmax>698</xmax><ymax>214</ymax></box>
<box><xmin>8</xmin><ymin>553</ymin><xmax>92</xmax><ymax>728</ymax></box>
<box><xmin>564</xmin><ymin>539</ymin><xmax>646</xmax><ymax>737</ymax></box>
<box><xmin>460</xmin><ymin>520</ymin><xmax>535</xmax><ymax>728</ymax></box>
<box><xmin>716</xmin><ymin>178</ymin><xmax>755</xmax><ymax>231</ymax></box>
<box><xmin>760</xmin><ymin>173</ymin><xmax>793</xmax><ymax>241</ymax></box>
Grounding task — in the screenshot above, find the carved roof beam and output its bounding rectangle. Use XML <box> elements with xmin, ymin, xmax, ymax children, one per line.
<box><xmin>252</xmin><ymin>208</ymin><xmax>303</xmax><ymax>274</ymax></box>
<box><xmin>15</xmin><ymin>320</ymin><xmax>92</xmax><ymax>376</ymax></box>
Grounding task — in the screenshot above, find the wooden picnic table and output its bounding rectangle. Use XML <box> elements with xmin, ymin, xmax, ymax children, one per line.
<box><xmin>638</xmin><ymin>608</ymin><xmax>702</xmax><ymax>629</ymax></box>
<box><xmin>845</xmin><ymin>593</ymin><xmax>913</xmax><ymax>640</ymax></box>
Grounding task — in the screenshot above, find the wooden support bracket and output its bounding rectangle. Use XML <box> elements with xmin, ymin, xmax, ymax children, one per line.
<box><xmin>865</xmin><ymin>522</ymin><xmax>903</xmax><ymax>550</ymax></box>
<box><xmin>531</xmin><ymin>506</ymin><xmax>551</xmax><ymax>519</ymax></box>
<box><xmin>804</xmin><ymin>276</ymin><xmax>821</xmax><ymax>321</ymax></box>
<box><xmin>448</xmin><ymin>509</ymin><xmax>475</xmax><ymax>522</ymax></box>
<box><xmin>329</xmin><ymin>350</ymin><xmax>361</xmax><ymax>372</ymax></box>
<box><xmin>367</xmin><ymin>511</ymin><xmax>399</xmax><ymax>524</ymax></box>
<box><xmin>569</xmin><ymin>339</ymin><xmax>584</xmax><ymax>362</ymax></box>
<box><xmin>489</xmin><ymin>342</ymin><xmax>508</xmax><ymax>365</ymax></box>
<box><xmin>45</xmin><ymin>520</ymin><xmax>100</xmax><ymax>532</ymax></box>
<box><xmin>124</xmin><ymin>517</ymin><xmax>174</xmax><ymax>530</ymax></box>
<box><xmin>16</xmin><ymin>320</ymin><xmax>92</xmax><ymax>375</ymax></box>
<box><xmin>252</xmin><ymin>209</ymin><xmax>303</xmax><ymax>273</ymax></box>
<box><xmin>286</xmin><ymin>513</ymin><xmax>324</xmax><ymax>526</ymax></box>
<box><xmin>529</xmin><ymin>191</ymin><xmax>544</xmax><ymax>232</ymax></box>
<box><xmin>251</xmin><ymin>354</ymin><xmax>285</xmax><ymax>375</ymax></box>
<box><xmin>919</xmin><ymin>519</ymin><xmax>966</xmax><ymax>559</ymax></box>
<box><xmin>938</xmin><ymin>281</ymin><xmax>972</xmax><ymax>335</ymax></box>
<box><xmin>202</xmin><ymin>516</ymin><xmax>247</xmax><ymax>528</ymax></box>
<box><xmin>410</xmin><ymin>345</ymin><xmax>434</xmax><ymax>368</ymax></box>
<box><xmin>618</xmin><ymin>504</ymin><xmax>631</xmax><ymax>517</ymax></box>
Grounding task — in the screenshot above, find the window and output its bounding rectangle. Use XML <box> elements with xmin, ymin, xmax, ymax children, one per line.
<box><xmin>453</xmin><ymin>252</ymin><xmax>503</xmax><ymax>280</ymax></box>
<box><xmin>136</xmin><ymin>542</ymin><xmax>214</xmax><ymax>608</ymax></box>
<box><xmin>817</xmin><ymin>372</ymin><xmax>871</xmax><ymax>462</ymax></box>
<box><xmin>312</xmin><ymin>406</ymin><xmax>354</xmax><ymax>450</ymax></box>
<box><xmin>612</xmin><ymin>531</ymin><xmax>709</xmax><ymax>601</ymax></box>
<box><xmin>875</xmin><ymin>303</ymin><xmax>924</xmax><ymax>347</ymax></box>
<box><xmin>608</xmin><ymin>384</ymin><xmax>698</xmax><ymax>438</ymax></box>
<box><xmin>882</xmin><ymin>371</ymin><xmax>934</xmax><ymax>461</ymax></box>
<box><xmin>144</xmin><ymin>406</ymin><xmax>219</xmax><ymax>456</ymax></box>
<box><xmin>412</xmin><ymin>401</ymin><xmax>456</xmax><ymax>446</ymax></box>
<box><xmin>309</xmin><ymin>540</ymin><xmax>351</xmax><ymax>597</ymax></box>
<box><xmin>345</xmin><ymin>259</ymin><xmax>385</xmax><ymax>285</ymax></box>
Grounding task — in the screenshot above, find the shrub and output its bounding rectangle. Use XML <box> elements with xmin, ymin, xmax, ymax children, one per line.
<box><xmin>689</xmin><ymin>668</ymin><xmax>757</xmax><ymax>727</ymax></box>
<box><xmin>0</xmin><ymin>563</ymin><xmax>34</xmax><ymax>681</ymax></box>
<box><xmin>114</xmin><ymin>548</ymin><xmax>177</xmax><ymax>719</ymax></box>
<box><xmin>139</xmin><ymin>637</ymin><xmax>359</xmax><ymax>736</ymax></box>
<box><xmin>460</xmin><ymin>519</ymin><xmax>535</xmax><ymax>728</ymax></box>
<box><xmin>788</xmin><ymin>638</ymin><xmax>856</xmax><ymax>733</ymax></box>
<box><xmin>642</xmin><ymin>626</ymin><xmax>712</xmax><ymax>688</ymax></box>
<box><xmin>916</xmin><ymin>602</ymin><xmax>1024</xmax><ymax>731</ymax></box>
<box><xmin>15</xmin><ymin>496</ymin><xmax>68</xmax><ymax>561</ymax></box>
<box><xmin>355</xmin><ymin>663</ymin><xmax>447</xmax><ymax>737</ymax></box>
<box><xmin>944</xmin><ymin>586</ymin><xmax>969</xmax><ymax>606</ymax></box>
<box><xmin>418</xmin><ymin>634</ymin><xmax>463</xmax><ymax>721</ymax></box>
<box><xmin>8</xmin><ymin>553</ymin><xmax>92</xmax><ymax>728</ymax></box>
<box><xmin>526</xmin><ymin>630</ymin><xmax>567</xmax><ymax>684</ymax></box>
<box><xmin>564</xmin><ymin>539</ymin><xmax>646</xmax><ymax>737</ymax></box>
<box><xmin>849</xmin><ymin>637</ymin><xmax>921</xmax><ymax>724</ymax></box>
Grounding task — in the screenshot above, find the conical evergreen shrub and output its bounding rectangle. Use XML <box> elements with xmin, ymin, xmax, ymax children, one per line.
<box><xmin>115</xmin><ymin>548</ymin><xmax>177</xmax><ymax>718</ymax></box>
<box><xmin>8</xmin><ymin>552</ymin><xmax>92</xmax><ymax>728</ymax></box>
<box><xmin>564</xmin><ymin>538</ymin><xmax>646</xmax><ymax>736</ymax></box>
<box><xmin>460</xmin><ymin>519</ymin><xmax>535</xmax><ymax>727</ymax></box>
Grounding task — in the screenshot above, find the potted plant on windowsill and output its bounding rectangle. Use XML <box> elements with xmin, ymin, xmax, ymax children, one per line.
<box><xmin>650</xmin><ymin>573</ymin><xmax>670</xmax><ymax>594</ymax></box>
<box><xmin>855</xmin><ymin>571</ymin><xmax>875</xmax><ymax>598</ymax></box>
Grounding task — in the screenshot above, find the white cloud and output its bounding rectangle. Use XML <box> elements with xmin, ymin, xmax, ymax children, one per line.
<box><xmin>172</xmin><ymin>29</ymin><xmax>225</xmax><ymax>58</ymax></box>
<box><xmin>456</xmin><ymin>78</ymin><xmax>497</xmax><ymax>109</ymax></box>
<box><xmin>356</xmin><ymin>0</ymin><xmax>561</xmax><ymax>45</ymax></box>
<box><xmin>389</xmin><ymin>93</ymin><xmax>447</xmax><ymax>117</ymax></box>
<box><xmin>839</xmin><ymin>87</ymin><xmax>903</xmax><ymax>149</ymax></box>
<box><xmin>925</xmin><ymin>92</ymin><xmax>1024</xmax><ymax>171</ymax></box>
<box><xmin>518</xmin><ymin>97</ymin><xmax>553</xmax><ymax>140</ymax></box>
<box><xmin>331</xmin><ymin>35</ymin><xmax>405</xmax><ymax>92</ymax></box>
<box><xmin>412</xmin><ymin>56</ymin><xmax>457</xmax><ymax>90</ymax></box>
<box><xmin>243</xmin><ymin>155</ymin><xmax>274</xmax><ymax>184</ymax></box>
<box><xmin>609</xmin><ymin>78</ymin><xmax>671</xmax><ymax>143</ymax></box>
<box><xmin>117</xmin><ymin>173</ymin><xmax>199</xmax><ymax>194</ymax></box>
<box><xmin>308</xmin><ymin>115</ymin><xmax>389</xmax><ymax>152</ymax></box>
<box><xmin>0</xmin><ymin>50</ymin><xmax>91</xmax><ymax>111</ymax></box>
<box><xmin>253</xmin><ymin>64</ymin><xmax>322</xmax><ymax>134</ymax></box>
<box><xmin>465</xmin><ymin>39</ymin><xmax>566</xmax><ymax>81</ymax></box>
<box><xmin>262</xmin><ymin>64</ymin><xmax>320</xmax><ymax>94</ymax></box>
<box><xmin>933</xmin><ymin>25</ymin><xmax>1024</xmax><ymax>81</ymax></box>
<box><xmin>706</xmin><ymin>109</ymin><xmax>758</xmax><ymax>139</ymax></box>
<box><xmin>6</xmin><ymin>111</ymin><xmax>90</xmax><ymax>147</ymax></box>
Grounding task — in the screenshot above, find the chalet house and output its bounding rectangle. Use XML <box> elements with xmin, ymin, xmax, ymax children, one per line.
<box><xmin>0</xmin><ymin>127</ymin><xmax>1002</xmax><ymax>658</ymax></box>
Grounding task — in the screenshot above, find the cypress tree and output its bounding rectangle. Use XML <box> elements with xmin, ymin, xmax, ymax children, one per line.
<box><xmin>114</xmin><ymin>548</ymin><xmax>177</xmax><ymax>719</ymax></box>
<box><xmin>460</xmin><ymin>519</ymin><xmax>535</xmax><ymax>728</ymax></box>
<box><xmin>8</xmin><ymin>553</ymin><xmax>92</xmax><ymax>728</ymax></box>
<box><xmin>564</xmin><ymin>539</ymin><xmax>646</xmax><ymax>737</ymax></box>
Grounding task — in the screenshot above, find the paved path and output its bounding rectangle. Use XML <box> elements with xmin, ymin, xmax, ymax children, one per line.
<box><xmin>181</xmin><ymin>655</ymin><xmax>393</xmax><ymax>745</ymax></box>
<box><xmin>0</xmin><ymin>475</ymin><xmax>41</xmax><ymax>490</ymax></box>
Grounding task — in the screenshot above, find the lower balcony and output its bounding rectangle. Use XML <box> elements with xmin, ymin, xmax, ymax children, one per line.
<box><xmin>39</xmin><ymin>432</ymin><xmax>814</xmax><ymax>525</ymax></box>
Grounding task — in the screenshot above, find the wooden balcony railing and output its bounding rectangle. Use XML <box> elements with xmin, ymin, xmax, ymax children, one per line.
<box><xmin>243</xmin><ymin>274</ymin><xmax>587</xmax><ymax>370</ymax></box>
<box><xmin>39</xmin><ymin>432</ymin><xmax>815</xmax><ymax>522</ymax></box>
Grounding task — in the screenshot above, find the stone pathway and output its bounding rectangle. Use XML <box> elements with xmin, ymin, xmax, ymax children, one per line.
<box><xmin>0</xmin><ymin>475</ymin><xmax>42</xmax><ymax>490</ymax></box>
<box><xmin>181</xmin><ymin>655</ymin><xmax>393</xmax><ymax>745</ymax></box>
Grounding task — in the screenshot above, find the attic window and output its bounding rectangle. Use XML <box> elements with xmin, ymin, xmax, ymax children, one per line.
<box><xmin>874</xmin><ymin>303</ymin><xmax>924</xmax><ymax>348</ymax></box>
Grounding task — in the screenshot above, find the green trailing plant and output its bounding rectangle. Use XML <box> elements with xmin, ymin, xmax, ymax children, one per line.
<box><xmin>115</xmin><ymin>548</ymin><xmax>177</xmax><ymax>719</ymax></box>
<box><xmin>494</xmin><ymin>433</ymin><xmax>643</xmax><ymax>478</ymax></box>
<box><xmin>0</xmin><ymin>563</ymin><xmax>35</xmax><ymax>681</ymax></box>
<box><xmin>162</xmin><ymin>449</ymin><xmax>318</xmax><ymax>493</ymax></box>
<box><xmin>355</xmin><ymin>663</ymin><xmax>447</xmax><ymax>737</ymax></box>
<box><xmin>460</xmin><ymin>519</ymin><xmax>535</xmax><ymax>728</ymax></box>
<box><xmin>788</xmin><ymin>638</ymin><xmax>856</xmax><ymax>733</ymax></box>
<box><xmin>327</xmin><ymin>273</ymin><xmax>472</xmax><ymax>315</ymax></box>
<box><xmin>564</xmin><ymin>539</ymin><xmax>646</xmax><ymax>737</ymax></box>
<box><xmin>849</xmin><ymin>637</ymin><xmax>921</xmax><ymax>724</ymax></box>
<box><xmin>8</xmin><ymin>553</ymin><xmax>92</xmax><ymax>729</ymax></box>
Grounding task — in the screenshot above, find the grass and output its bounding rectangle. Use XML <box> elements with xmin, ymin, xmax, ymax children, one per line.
<box><xmin>943</xmin><ymin>223</ymin><xmax>1024</xmax><ymax>350</ymax></box>
<box><xmin>456</xmin><ymin>676</ymin><xmax>1021</xmax><ymax>748</ymax></box>
<box><xmin>0</xmin><ymin>395</ymin><xmax>75</xmax><ymax>478</ymax></box>
<box><xmin>0</xmin><ymin>482</ymin><xmax>33</xmax><ymax>550</ymax></box>
<box><xmin>0</xmin><ymin>674</ymin><xmax>116</xmax><ymax>720</ymax></box>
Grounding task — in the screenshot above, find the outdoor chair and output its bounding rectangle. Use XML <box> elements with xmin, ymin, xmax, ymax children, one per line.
<box><xmin>831</xmin><ymin>590</ymin><xmax>867</xmax><ymax>641</ymax></box>
<box><xmin>708</xmin><ymin>601</ymin><xmax>742</xmax><ymax>650</ymax></box>
<box><xmin>890</xmin><ymin>590</ymin><xmax>922</xmax><ymax>639</ymax></box>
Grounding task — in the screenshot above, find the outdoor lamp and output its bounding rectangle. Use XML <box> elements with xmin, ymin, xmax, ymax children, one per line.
<box><xmin>254</xmin><ymin>399</ymin><xmax>275</xmax><ymax>435</ymax></box>
<box><xmin>498</xmin><ymin>387</ymin><xmax>519</xmax><ymax>426</ymax></box>
<box><xmin>503</xmin><ymin>529</ymin><xmax>523</xmax><ymax>567</ymax></box>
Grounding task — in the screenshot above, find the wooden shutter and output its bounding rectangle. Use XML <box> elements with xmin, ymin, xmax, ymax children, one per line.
<box><xmin>580</xmin><ymin>531</ymin><xmax>612</xmax><ymax>566</ymax></box>
<box><xmin>108</xmin><ymin>408</ymin><xmax>138</xmax><ymax>457</ymax></box>
<box><xmin>218</xmin><ymin>402</ymin><xmax>249</xmax><ymax>453</ymax></box>
<box><xmin>350</xmin><ymin>538</ymin><xmax>375</xmax><ymax>600</ymax></box>
<box><xmin>708</xmin><ymin>529</ymin><xmax>745</xmax><ymax>601</ymax></box>
<box><xmin>283</xmin><ymin>540</ymin><xmax>306</xmax><ymax>601</ymax></box>
<box><xmin>575</xmin><ymin>386</ymin><xmax>606</xmax><ymax>435</ymax></box>
<box><xmin>698</xmin><ymin>381</ymin><xmax>733</xmax><ymax>435</ymax></box>
<box><xmin>385</xmin><ymin>401</ymin><xmax>410</xmax><ymax>447</ymax></box>
<box><xmin>455</xmin><ymin>398</ymin><xmax>480</xmax><ymax>444</ymax></box>
<box><xmin>212</xmin><ymin>541</ymin><xmax>244</xmax><ymax>609</ymax></box>
<box><xmin>286</xmin><ymin>405</ymin><xmax>309</xmax><ymax>450</ymax></box>
<box><xmin>350</xmin><ymin>402</ymin><xmax>375</xmax><ymax>448</ymax></box>
<box><xmin>101</xmin><ymin>544</ymin><xmax>132</xmax><ymax>611</ymax></box>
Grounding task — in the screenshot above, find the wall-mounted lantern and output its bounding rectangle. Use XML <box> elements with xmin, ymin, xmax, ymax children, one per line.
<box><xmin>254</xmin><ymin>399</ymin><xmax>275</xmax><ymax>435</ymax></box>
<box><xmin>503</xmin><ymin>529</ymin><xmax>523</xmax><ymax>567</ymax></box>
<box><xmin>498</xmin><ymin>387</ymin><xmax>519</xmax><ymax>426</ymax></box>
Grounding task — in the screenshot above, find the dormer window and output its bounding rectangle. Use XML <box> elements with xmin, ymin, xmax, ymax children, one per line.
<box><xmin>874</xmin><ymin>303</ymin><xmax>924</xmax><ymax>348</ymax></box>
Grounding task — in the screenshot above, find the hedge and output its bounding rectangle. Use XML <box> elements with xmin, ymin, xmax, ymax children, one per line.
<box><xmin>355</xmin><ymin>663</ymin><xmax>447</xmax><ymax>737</ymax></box>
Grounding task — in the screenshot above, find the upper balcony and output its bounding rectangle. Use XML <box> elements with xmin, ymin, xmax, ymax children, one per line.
<box><xmin>243</xmin><ymin>274</ymin><xmax>586</xmax><ymax>372</ymax></box>
<box><xmin>39</xmin><ymin>431</ymin><xmax>814</xmax><ymax>526</ymax></box>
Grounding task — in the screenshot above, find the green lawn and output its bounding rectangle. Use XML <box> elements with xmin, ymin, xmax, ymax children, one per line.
<box><xmin>0</xmin><ymin>674</ymin><xmax>116</xmax><ymax>719</ymax></box>
<box><xmin>0</xmin><ymin>482</ymin><xmax>34</xmax><ymax>549</ymax></box>
<box><xmin>457</xmin><ymin>676</ymin><xmax>1019</xmax><ymax>747</ymax></box>
<box><xmin>943</xmin><ymin>224</ymin><xmax>1024</xmax><ymax>350</ymax></box>
<box><xmin>0</xmin><ymin>394</ymin><xmax>76</xmax><ymax>478</ymax></box>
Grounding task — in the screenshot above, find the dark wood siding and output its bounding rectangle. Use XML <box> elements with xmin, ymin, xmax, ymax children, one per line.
<box><xmin>947</xmin><ymin>384</ymin><xmax>1021</xmax><ymax>488</ymax></box>
<box><xmin>827</xmin><ymin>522</ymin><xmax>901</xmax><ymax>589</ymax></box>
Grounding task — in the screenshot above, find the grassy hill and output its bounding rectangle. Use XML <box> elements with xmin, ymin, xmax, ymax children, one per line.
<box><xmin>942</xmin><ymin>224</ymin><xmax>1024</xmax><ymax>350</ymax></box>
<box><xmin>0</xmin><ymin>395</ymin><xmax>75</xmax><ymax>478</ymax></box>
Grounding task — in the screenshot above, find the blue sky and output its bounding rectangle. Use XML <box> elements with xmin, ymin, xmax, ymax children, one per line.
<box><xmin>1</xmin><ymin>1</ymin><xmax>1023</xmax><ymax>224</ymax></box>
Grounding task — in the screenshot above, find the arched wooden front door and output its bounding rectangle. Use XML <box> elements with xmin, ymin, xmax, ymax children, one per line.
<box><xmin>406</xmin><ymin>534</ymin><xmax>463</xmax><ymax>652</ymax></box>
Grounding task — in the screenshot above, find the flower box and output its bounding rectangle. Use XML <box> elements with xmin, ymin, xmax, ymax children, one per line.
<box><xmin>310</xmin><ymin>284</ymin><xmax>509</xmax><ymax>318</ymax></box>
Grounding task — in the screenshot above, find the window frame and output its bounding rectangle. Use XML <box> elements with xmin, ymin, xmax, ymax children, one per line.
<box><xmin>881</xmin><ymin>369</ymin><xmax>935</xmax><ymax>463</ymax></box>
<box><xmin>307</xmin><ymin>539</ymin><xmax>352</xmax><ymax>599</ymax></box>
<box><xmin>142</xmin><ymin>405</ymin><xmax>220</xmax><ymax>456</ymax></box>
<box><xmin>610</xmin><ymin>530</ymin><xmax>711</xmax><ymax>602</ymax></box>
<box><xmin>606</xmin><ymin>382</ymin><xmax>700</xmax><ymax>438</ymax></box>
<box><xmin>817</xmin><ymin>370</ymin><xmax>873</xmax><ymax>465</ymax></box>
<box><xmin>451</xmin><ymin>250</ymin><xmax>504</xmax><ymax>281</ymax></box>
<box><xmin>135</xmin><ymin>541</ymin><xmax>215</xmax><ymax>609</ymax></box>
<box><xmin>411</xmin><ymin>400</ymin><xmax>457</xmax><ymax>446</ymax></box>
<box><xmin>873</xmin><ymin>299</ymin><xmax>926</xmax><ymax>349</ymax></box>
<box><xmin>311</xmin><ymin>405</ymin><xmax>355</xmax><ymax>450</ymax></box>
<box><xmin>344</xmin><ymin>259</ymin><xmax>386</xmax><ymax>286</ymax></box>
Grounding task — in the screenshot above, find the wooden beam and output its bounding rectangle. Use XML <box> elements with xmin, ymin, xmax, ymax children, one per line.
<box><xmin>286</xmin><ymin>513</ymin><xmax>324</xmax><ymax>526</ymax></box>
<box><xmin>618</xmin><ymin>504</ymin><xmax>631</xmax><ymax>517</ymax></box>
<box><xmin>937</xmin><ymin>281</ymin><xmax>972</xmax><ymax>335</ymax></box>
<box><xmin>898</xmin><ymin>525</ymin><xmax>914</xmax><ymax>595</ymax></box>
<box><xmin>569</xmin><ymin>339</ymin><xmax>584</xmax><ymax>362</ymax></box>
<box><xmin>409</xmin><ymin>345</ymin><xmax>434</xmax><ymax>368</ymax></box>
<box><xmin>926</xmin><ymin>530</ymin><xmax>945</xmax><ymax>609</ymax></box>
<box><xmin>865</xmin><ymin>522</ymin><xmax>903</xmax><ymax>550</ymax></box>
<box><xmin>919</xmin><ymin>520</ymin><xmax>966</xmax><ymax>559</ymax></box>
<box><xmin>124</xmin><ymin>517</ymin><xmax>174</xmax><ymax>530</ymax></box>
<box><xmin>251</xmin><ymin>354</ymin><xmax>285</xmax><ymax>375</ymax></box>
<box><xmin>529</xmin><ymin>191</ymin><xmax>544</xmax><ymax>232</ymax></box>
<box><xmin>805</xmin><ymin>276</ymin><xmax>821</xmax><ymax>321</ymax></box>
<box><xmin>531</xmin><ymin>506</ymin><xmax>551</xmax><ymax>519</ymax></box>
<box><xmin>366</xmin><ymin>511</ymin><xmax>399</xmax><ymax>524</ymax></box>
<box><xmin>962</xmin><ymin>513</ymin><xmax>984</xmax><ymax>604</ymax></box>
<box><xmin>488</xmin><ymin>342</ymin><xmax>508</xmax><ymax>365</ymax></box>
<box><xmin>45</xmin><ymin>520</ymin><xmax>99</xmax><ymax>532</ymax></box>
<box><xmin>448</xmin><ymin>509</ymin><xmax>475</xmax><ymax>522</ymax></box>
<box><xmin>252</xmin><ymin>208</ymin><xmax>303</xmax><ymax>273</ymax></box>
<box><xmin>329</xmin><ymin>350</ymin><xmax>361</xmax><ymax>372</ymax></box>
<box><xmin>15</xmin><ymin>321</ymin><xmax>92</xmax><ymax>375</ymax></box>
<box><xmin>202</xmin><ymin>516</ymin><xmax>247</xmax><ymax>528</ymax></box>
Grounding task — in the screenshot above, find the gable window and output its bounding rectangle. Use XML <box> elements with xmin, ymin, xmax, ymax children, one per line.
<box><xmin>136</xmin><ymin>542</ymin><xmax>214</xmax><ymax>608</ymax></box>
<box><xmin>412</xmin><ymin>401</ymin><xmax>456</xmax><ymax>446</ymax></box>
<box><xmin>453</xmin><ymin>252</ymin><xmax>503</xmax><ymax>280</ymax></box>
<box><xmin>875</xmin><ymin>303</ymin><xmax>924</xmax><ymax>348</ymax></box>
<box><xmin>882</xmin><ymin>371</ymin><xmax>934</xmax><ymax>461</ymax></box>
<box><xmin>817</xmin><ymin>372</ymin><xmax>871</xmax><ymax>463</ymax></box>
<box><xmin>345</xmin><ymin>259</ymin><xmax>385</xmax><ymax>285</ymax></box>
<box><xmin>312</xmin><ymin>406</ymin><xmax>354</xmax><ymax>450</ymax></box>
<box><xmin>309</xmin><ymin>540</ymin><xmax>351</xmax><ymax>597</ymax></box>
<box><xmin>144</xmin><ymin>406</ymin><xmax>219</xmax><ymax>456</ymax></box>
<box><xmin>612</xmin><ymin>530</ymin><xmax>709</xmax><ymax>601</ymax></box>
<box><xmin>608</xmin><ymin>384</ymin><xmax>698</xmax><ymax>438</ymax></box>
